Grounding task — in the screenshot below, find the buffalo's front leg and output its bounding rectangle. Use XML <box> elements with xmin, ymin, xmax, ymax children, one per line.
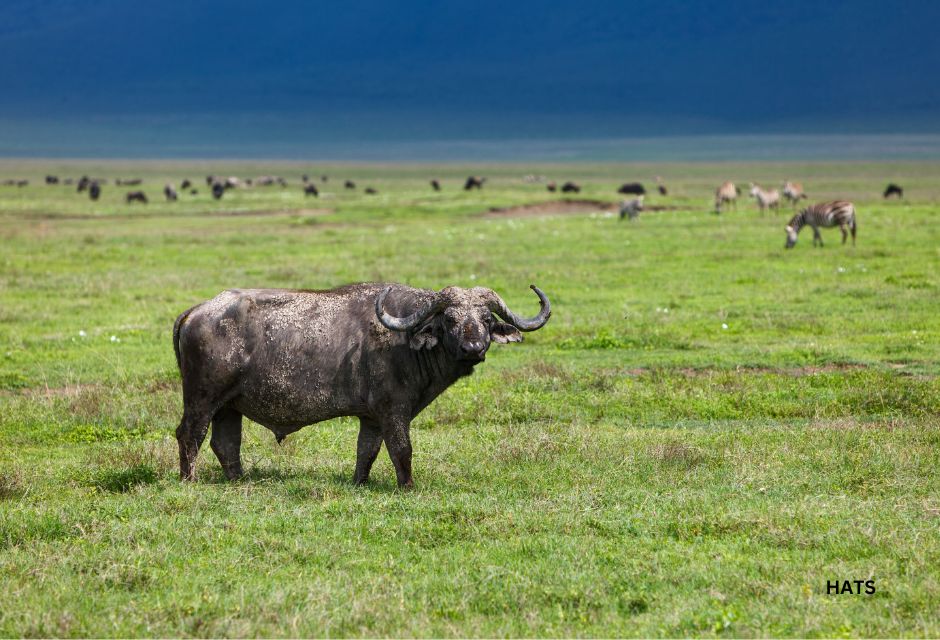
<box><xmin>382</xmin><ymin>418</ymin><xmax>414</xmax><ymax>489</ymax></box>
<box><xmin>354</xmin><ymin>418</ymin><xmax>383</xmax><ymax>486</ymax></box>
<box><xmin>210</xmin><ymin>407</ymin><xmax>244</xmax><ymax>480</ymax></box>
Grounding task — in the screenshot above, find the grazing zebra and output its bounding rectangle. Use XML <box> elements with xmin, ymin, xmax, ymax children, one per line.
<box><xmin>619</xmin><ymin>196</ymin><xmax>643</xmax><ymax>220</ymax></box>
<box><xmin>785</xmin><ymin>200</ymin><xmax>856</xmax><ymax>249</ymax></box>
<box><xmin>748</xmin><ymin>183</ymin><xmax>780</xmax><ymax>213</ymax></box>
<box><xmin>714</xmin><ymin>181</ymin><xmax>737</xmax><ymax>213</ymax></box>
<box><xmin>782</xmin><ymin>181</ymin><xmax>807</xmax><ymax>204</ymax></box>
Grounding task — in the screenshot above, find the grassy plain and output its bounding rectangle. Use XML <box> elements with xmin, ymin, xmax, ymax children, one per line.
<box><xmin>1</xmin><ymin>159</ymin><xmax>939</xmax><ymax>636</ymax></box>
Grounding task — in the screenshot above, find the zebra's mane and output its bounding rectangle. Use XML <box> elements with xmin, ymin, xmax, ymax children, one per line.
<box><xmin>787</xmin><ymin>210</ymin><xmax>805</xmax><ymax>230</ymax></box>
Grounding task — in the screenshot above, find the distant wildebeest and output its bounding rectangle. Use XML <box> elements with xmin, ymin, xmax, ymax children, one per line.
<box><xmin>302</xmin><ymin>174</ymin><xmax>309</xmax><ymax>183</ymax></box>
<box><xmin>117</xmin><ymin>178</ymin><xmax>142</xmax><ymax>186</ymax></box>
<box><xmin>620</xmin><ymin>196</ymin><xmax>644</xmax><ymax>220</ymax></box>
<box><xmin>77</xmin><ymin>176</ymin><xmax>91</xmax><ymax>193</ymax></box>
<box><xmin>212</xmin><ymin>182</ymin><xmax>225</xmax><ymax>200</ymax></box>
<box><xmin>782</xmin><ymin>181</ymin><xmax>807</xmax><ymax>204</ymax></box>
<box><xmin>321</xmin><ymin>175</ymin><xmax>328</xmax><ymax>182</ymax></box>
<box><xmin>345</xmin><ymin>180</ymin><xmax>356</xmax><ymax>190</ymax></box>
<box><xmin>655</xmin><ymin>176</ymin><xmax>667</xmax><ymax>196</ymax></box>
<box><xmin>16</xmin><ymin>180</ymin><xmax>28</xmax><ymax>187</ymax></box>
<box><xmin>714</xmin><ymin>181</ymin><xmax>738</xmax><ymax>213</ymax></box>
<box><xmin>172</xmin><ymin>282</ymin><xmax>551</xmax><ymax>485</ymax></box>
<box><xmin>546</xmin><ymin>181</ymin><xmax>557</xmax><ymax>192</ymax></box>
<box><xmin>45</xmin><ymin>175</ymin><xmax>59</xmax><ymax>185</ymax></box>
<box><xmin>190</xmin><ymin>189</ymin><xmax>199</xmax><ymax>195</ymax></box>
<box><xmin>364</xmin><ymin>187</ymin><xmax>378</xmax><ymax>194</ymax></box>
<box><xmin>561</xmin><ymin>181</ymin><xmax>581</xmax><ymax>193</ymax></box>
<box><xmin>181</xmin><ymin>179</ymin><xmax>192</xmax><ymax>190</ymax></box>
<box><xmin>785</xmin><ymin>200</ymin><xmax>857</xmax><ymax>249</ymax></box>
<box><xmin>883</xmin><ymin>183</ymin><xmax>903</xmax><ymax>199</ymax></box>
<box><xmin>464</xmin><ymin>176</ymin><xmax>486</xmax><ymax>190</ymax></box>
<box><xmin>304</xmin><ymin>184</ymin><xmax>319</xmax><ymax>197</ymax></box>
<box><xmin>89</xmin><ymin>182</ymin><xmax>101</xmax><ymax>201</ymax></box>
<box><xmin>618</xmin><ymin>182</ymin><xmax>646</xmax><ymax>196</ymax></box>
<box><xmin>749</xmin><ymin>183</ymin><xmax>780</xmax><ymax>214</ymax></box>
<box><xmin>430</xmin><ymin>179</ymin><xmax>441</xmax><ymax>191</ymax></box>
<box><xmin>126</xmin><ymin>190</ymin><xmax>147</xmax><ymax>204</ymax></box>
<box><xmin>206</xmin><ymin>175</ymin><xmax>216</xmax><ymax>187</ymax></box>
<box><xmin>164</xmin><ymin>184</ymin><xmax>178</xmax><ymax>202</ymax></box>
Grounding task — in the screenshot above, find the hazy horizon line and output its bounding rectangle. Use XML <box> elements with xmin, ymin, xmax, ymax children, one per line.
<box><xmin>2</xmin><ymin>133</ymin><xmax>940</xmax><ymax>163</ymax></box>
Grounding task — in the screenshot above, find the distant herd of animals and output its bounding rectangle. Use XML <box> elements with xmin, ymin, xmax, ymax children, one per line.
<box><xmin>1</xmin><ymin>172</ymin><xmax>909</xmax><ymax>248</ymax></box>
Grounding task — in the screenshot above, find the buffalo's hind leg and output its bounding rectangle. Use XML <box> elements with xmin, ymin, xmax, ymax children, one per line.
<box><xmin>176</xmin><ymin>406</ymin><xmax>212</xmax><ymax>481</ymax></box>
<box><xmin>353</xmin><ymin>418</ymin><xmax>384</xmax><ymax>486</ymax></box>
<box><xmin>210</xmin><ymin>407</ymin><xmax>244</xmax><ymax>480</ymax></box>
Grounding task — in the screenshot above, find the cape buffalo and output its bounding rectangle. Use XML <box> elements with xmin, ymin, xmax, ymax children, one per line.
<box><xmin>304</xmin><ymin>183</ymin><xmax>319</xmax><ymax>197</ymax></box>
<box><xmin>464</xmin><ymin>176</ymin><xmax>485</xmax><ymax>190</ymax></box>
<box><xmin>46</xmin><ymin>175</ymin><xmax>59</xmax><ymax>185</ymax></box>
<box><xmin>430</xmin><ymin>179</ymin><xmax>441</xmax><ymax>191</ymax></box>
<box><xmin>173</xmin><ymin>283</ymin><xmax>551</xmax><ymax>487</ymax></box>
<box><xmin>561</xmin><ymin>181</ymin><xmax>580</xmax><ymax>193</ymax></box>
<box><xmin>618</xmin><ymin>182</ymin><xmax>645</xmax><ymax>196</ymax></box>
<box><xmin>883</xmin><ymin>183</ymin><xmax>903</xmax><ymax>199</ymax></box>
<box><xmin>345</xmin><ymin>180</ymin><xmax>356</xmax><ymax>189</ymax></box>
<box><xmin>364</xmin><ymin>187</ymin><xmax>378</xmax><ymax>194</ymax></box>
<box><xmin>212</xmin><ymin>182</ymin><xmax>225</xmax><ymax>200</ymax></box>
<box><xmin>126</xmin><ymin>190</ymin><xmax>147</xmax><ymax>204</ymax></box>
<box><xmin>181</xmin><ymin>179</ymin><xmax>192</xmax><ymax>190</ymax></box>
<box><xmin>89</xmin><ymin>182</ymin><xmax>101</xmax><ymax>201</ymax></box>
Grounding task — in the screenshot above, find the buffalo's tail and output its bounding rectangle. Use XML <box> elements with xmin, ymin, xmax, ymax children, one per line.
<box><xmin>173</xmin><ymin>305</ymin><xmax>198</xmax><ymax>370</ymax></box>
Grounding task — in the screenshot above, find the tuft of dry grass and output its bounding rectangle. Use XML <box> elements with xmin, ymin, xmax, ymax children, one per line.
<box><xmin>649</xmin><ymin>441</ymin><xmax>715</xmax><ymax>469</ymax></box>
<box><xmin>0</xmin><ymin>469</ymin><xmax>26</xmax><ymax>499</ymax></box>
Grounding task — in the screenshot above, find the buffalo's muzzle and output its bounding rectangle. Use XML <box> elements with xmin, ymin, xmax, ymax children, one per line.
<box><xmin>460</xmin><ymin>341</ymin><xmax>487</xmax><ymax>361</ymax></box>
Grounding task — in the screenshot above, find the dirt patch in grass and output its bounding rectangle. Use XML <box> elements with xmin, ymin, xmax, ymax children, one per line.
<box><xmin>481</xmin><ymin>199</ymin><xmax>679</xmax><ymax>218</ymax></box>
<box><xmin>621</xmin><ymin>364</ymin><xmax>870</xmax><ymax>377</ymax></box>
<box><xmin>26</xmin><ymin>383</ymin><xmax>103</xmax><ymax>399</ymax></box>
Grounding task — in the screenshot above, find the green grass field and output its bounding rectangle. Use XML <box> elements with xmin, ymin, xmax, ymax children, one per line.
<box><xmin>1</xmin><ymin>160</ymin><xmax>939</xmax><ymax>637</ymax></box>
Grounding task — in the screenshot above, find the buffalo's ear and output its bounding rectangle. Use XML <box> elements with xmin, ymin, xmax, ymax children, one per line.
<box><xmin>409</xmin><ymin>322</ymin><xmax>439</xmax><ymax>351</ymax></box>
<box><xmin>491</xmin><ymin>322</ymin><xmax>522</xmax><ymax>344</ymax></box>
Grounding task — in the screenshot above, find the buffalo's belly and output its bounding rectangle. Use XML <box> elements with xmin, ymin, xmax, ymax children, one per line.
<box><xmin>230</xmin><ymin>388</ymin><xmax>364</xmax><ymax>431</ymax></box>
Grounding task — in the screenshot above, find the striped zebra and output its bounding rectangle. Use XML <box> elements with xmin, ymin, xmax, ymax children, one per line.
<box><xmin>714</xmin><ymin>181</ymin><xmax>737</xmax><ymax>213</ymax></box>
<box><xmin>785</xmin><ymin>200</ymin><xmax>856</xmax><ymax>248</ymax></box>
<box><xmin>749</xmin><ymin>183</ymin><xmax>780</xmax><ymax>214</ymax></box>
<box><xmin>619</xmin><ymin>195</ymin><xmax>644</xmax><ymax>220</ymax></box>
<box><xmin>782</xmin><ymin>181</ymin><xmax>807</xmax><ymax>204</ymax></box>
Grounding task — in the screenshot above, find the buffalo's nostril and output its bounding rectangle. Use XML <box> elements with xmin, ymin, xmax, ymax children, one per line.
<box><xmin>461</xmin><ymin>342</ymin><xmax>486</xmax><ymax>359</ymax></box>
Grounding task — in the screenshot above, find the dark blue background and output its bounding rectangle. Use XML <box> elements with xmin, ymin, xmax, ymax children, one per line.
<box><xmin>2</xmin><ymin>0</ymin><xmax>938</xmax><ymax>154</ymax></box>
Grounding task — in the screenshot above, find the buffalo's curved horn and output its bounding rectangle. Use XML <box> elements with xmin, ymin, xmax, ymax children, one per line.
<box><xmin>375</xmin><ymin>287</ymin><xmax>442</xmax><ymax>331</ymax></box>
<box><xmin>489</xmin><ymin>285</ymin><xmax>552</xmax><ymax>331</ymax></box>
